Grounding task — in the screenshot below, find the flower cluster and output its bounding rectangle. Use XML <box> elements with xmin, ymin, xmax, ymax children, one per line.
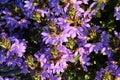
<box><xmin>96</xmin><ymin>64</ymin><xmax>120</xmax><ymax>80</ymax></box>
<box><xmin>0</xmin><ymin>0</ymin><xmax>120</xmax><ymax>80</ymax></box>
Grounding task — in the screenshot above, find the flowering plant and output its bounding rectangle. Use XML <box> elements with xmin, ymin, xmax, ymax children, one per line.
<box><xmin>0</xmin><ymin>0</ymin><xmax>120</xmax><ymax>80</ymax></box>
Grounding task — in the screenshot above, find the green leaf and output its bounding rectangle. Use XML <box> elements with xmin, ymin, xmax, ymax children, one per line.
<box><xmin>32</xmin><ymin>11</ymin><xmax>42</xmax><ymax>23</ymax></box>
<box><xmin>33</xmin><ymin>72</ymin><xmax>41</xmax><ymax>80</ymax></box>
<box><xmin>66</xmin><ymin>38</ymin><xmax>76</xmax><ymax>50</ymax></box>
<box><xmin>0</xmin><ymin>38</ymin><xmax>11</xmax><ymax>49</ymax></box>
<box><xmin>26</xmin><ymin>55</ymin><xmax>38</xmax><ymax>70</ymax></box>
<box><xmin>73</xmin><ymin>54</ymin><xmax>80</xmax><ymax>65</ymax></box>
<box><xmin>51</xmin><ymin>46</ymin><xmax>58</xmax><ymax>58</ymax></box>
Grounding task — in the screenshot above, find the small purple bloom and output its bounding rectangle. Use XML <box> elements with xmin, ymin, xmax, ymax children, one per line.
<box><xmin>101</xmin><ymin>31</ymin><xmax>109</xmax><ymax>47</ymax></box>
<box><xmin>82</xmin><ymin>0</ymin><xmax>89</xmax><ymax>4</ymax></box>
<box><xmin>10</xmin><ymin>39</ymin><xmax>26</xmax><ymax>57</ymax></box>
<box><xmin>114</xmin><ymin>7</ymin><xmax>120</xmax><ymax>20</ymax></box>
<box><xmin>115</xmin><ymin>68</ymin><xmax>120</xmax><ymax>77</ymax></box>
<box><xmin>114</xmin><ymin>31</ymin><xmax>120</xmax><ymax>38</ymax></box>
<box><xmin>34</xmin><ymin>53</ymin><xmax>47</xmax><ymax>67</ymax></box>
<box><xmin>24</xmin><ymin>1</ymin><xmax>34</xmax><ymax>10</ymax></box>
<box><xmin>93</xmin><ymin>42</ymin><xmax>103</xmax><ymax>53</ymax></box>
<box><xmin>96</xmin><ymin>68</ymin><xmax>104</xmax><ymax>80</ymax></box>
<box><xmin>80</xmin><ymin>55</ymin><xmax>91</xmax><ymax>71</ymax></box>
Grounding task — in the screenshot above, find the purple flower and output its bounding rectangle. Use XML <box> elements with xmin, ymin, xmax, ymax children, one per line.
<box><xmin>93</xmin><ymin>42</ymin><xmax>103</xmax><ymax>53</ymax></box>
<box><xmin>80</xmin><ymin>55</ymin><xmax>91</xmax><ymax>71</ymax></box>
<box><xmin>52</xmin><ymin>58</ymin><xmax>67</xmax><ymax>74</ymax></box>
<box><xmin>96</xmin><ymin>64</ymin><xmax>119</xmax><ymax>80</ymax></box>
<box><xmin>24</xmin><ymin>1</ymin><xmax>35</xmax><ymax>10</ymax></box>
<box><xmin>57</xmin><ymin>45</ymin><xmax>72</xmax><ymax>54</ymax></box>
<box><xmin>74</xmin><ymin>47</ymin><xmax>85</xmax><ymax>56</ymax></box>
<box><xmin>82</xmin><ymin>0</ymin><xmax>89</xmax><ymax>4</ymax></box>
<box><xmin>23</xmin><ymin>0</ymin><xmax>35</xmax><ymax>17</ymax></box>
<box><xmin>115</xmin><ymin>68</ymin><xmax>120</xmax><ymax>77</ymax></box>
<box><xmin>34</xmin><ymin>53</ymin><xmax>47</xmax><ymax>67</ymax></box>
<box><xmin>14</xmin><ymin>0</ymin><xmax>24</xmax><ymax>9</ymax></box>
<box><xmin>5</xmin><ymin>17</ymin><xmax>17</xmax><ymax>31</ymax></box>
<box><xmin>96</xmin><ymin>68</ymin><xmax>104</xmax><ymax>80</ymax></box>
<box><xmin>2</xmin><ymin>16</ymin><xmax>30</xmax><ymax>31</ymax></box>
<box><xmin>0</xmin><ymin>54</ymin><xmax>6</xmax><ymax>64</ymax></box>
<box><xmin>84</xmin><ymin>43</ymin><xmax>95</xmax><ymax>53</ymax></box>
<box><xmin>105</xmin><ymin>64</ymin><xmax>118</xmax><ymax>73</ymax></box>
<box><xmin>17</xmin><ymin>18</ymin><xmax>30</xmax><ymax>29</ymax></box>
<box><xmin>41</xmin><ymin>31</ymin><xmax>58</xmax><ymax>45</ymax></box>
<box><xmin>0</xmin><ymin>32</ymin><xmax>7</xmax><ymax>38</ymax></box>
<box><xmin>76</xmin><ymin>38</ymin><xmax>87</xmax><ymax>47</ymax></box>
<box><xmin>101</xmin><ymin>31</ymin><xmax>109</xmax><ymax>47</ymax></box>
<box><xmin>36</xmin><ymin>9</ymin><xmax>50</xmax><ymax>17</ymax></box>
<box><xmin>49</xmin><ymin>52</ymin><xmax>71</xmax><ymax>74</ymax></box>
<box><xmin>114</xmin><ymin>31</ymin><xmax>120</xmax><ymax>38</ymax></box>
<box><xmin>0</xmin><ymin>77</ymin><xmax>14</xmax><ymax>80</ymax></box>
<box><xmin>49</xmin><ymin>74</ymin><xmax>61</xmax><ymax>80</ymax></box>
<box><xmin>101</xmin><ymin>47</ymin><xmax>112</xmax><ymax>57</ymax></box>
<box><xmin>114</xmin><ymin>7</ymin><xmax>120</xmax><ymax>20</ymax></box>
<box><xmin>64</xmin><ymin>26</ymin><xmax>84</xmax><ymax>38</ymax></box>
<box><xmin>57</xmin><ymin>31</ymin><xmax>69</xmax><ymax>45</ymax></box>
<box><xmin>0</xmin><ymin>77</ymin><xmax>4</xmax><ymax>80</ymax></box>
<box><xmin>20</xmin><ymin>62</ymin><xmax>28</xmax><ymax>74</ymax></box>
<box><xmin>73</xmin><ymin>1</ymin><xmax>84</xmax><ymax>13</ymax></box>
<box><xmin>48</xmin><ymin>0</ymin><xmax>59</xmax><ymax>8</ymax></box>
<box><xmin>100</xmin><ymin>2</ymin><xmax>105</xmax><ymax>10</ymax></box>
<box><xmin>0</xmin><ymin>0</ymin><xmax>9</xmax><ymax>4</ymax></box>
<box><xmin>10</xmin><ymin>39</ymin><xmax>26</xmax><ymax>57</ymax></box>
